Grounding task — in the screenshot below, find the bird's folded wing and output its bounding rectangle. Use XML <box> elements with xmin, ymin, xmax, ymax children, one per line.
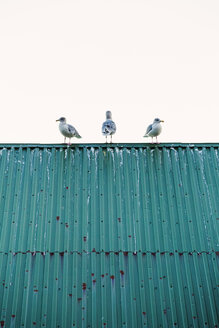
<box><xmin>110</xmin><ymin>121</ymin><xmax>116</xmax><ymax>132</ymax></box>
<box><xmin>67</xmin><ymin>125</ymin><xmax>73</xmax><ymax>134</ymax></box>
<box><xmin>68</xmin><ymin>124</ymin><xmax>81</xmax><ymax>138</ymax></box>
<box><xmin>145</xmin><ymin>124</ymin><xmax>152</xmax><ymax>135</ymax></box>
<box><xmin>102</xmin><ymin>122</ymin><xmax>109</xmax><ymax>134</ymax></box>
<box><xmin>102</xmin><ymin>121</ymin><xmax>116</xmax><ymax>134</ymax></box>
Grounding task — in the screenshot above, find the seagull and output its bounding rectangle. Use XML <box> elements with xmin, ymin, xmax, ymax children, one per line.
<box><xmin>56</xmin><ymin>117</ymin><xmax>82</xmax><ymax>144</ymax></box>
<box><xmin>102</xmin><ymin>111</ymin><xmax>116</xmax><ymax>143</ymax></box>
<box><xmin>143</xmin><ymin>118</ymin><xmax>164</xmax><ymax>143</ymax></box>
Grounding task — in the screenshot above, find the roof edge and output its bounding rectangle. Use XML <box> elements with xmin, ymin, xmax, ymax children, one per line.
<box><xmin>0</xmin><ymin>142</ymin><xmax>219</xmax><ymax>149</ymax></box>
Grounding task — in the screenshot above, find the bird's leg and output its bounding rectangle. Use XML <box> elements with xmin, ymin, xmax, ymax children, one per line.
<box><xmin>68</xmin><ymin>138</ymin><xmax>71</xmax><ymax>145</ymax></box>
<box><xmin>110</xmin><ymin>135</ymin><xmax>112</xmax><ymax>143</ymax></box>
<box><xmin>105</xmin><ymin>136</ymin><xmax>107</xmax><ymax>143</ymax></box>
<box><xmin>64</xmin><ymin>137</ymin><xmax>66</xmax><ymax>144</ymax></box>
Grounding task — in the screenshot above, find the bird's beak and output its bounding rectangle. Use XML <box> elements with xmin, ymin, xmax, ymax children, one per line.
<box><xmin>56</xmin><ymin>119</ymin><xmax>60</xmax><ymax>122</ymax></box>
<box><xmin>160</xmin><ymin>120</ymin><xmax>164</xmax><ymax>122</ymax></box>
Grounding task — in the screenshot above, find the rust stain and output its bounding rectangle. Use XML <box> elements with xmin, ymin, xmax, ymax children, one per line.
<box><xmin>82</xmin><ymin>283</ymin><xmax>86</xmax><ymax>290</ymax></box>
<box><xmin>151</xmin><ymin>252</ymin><xmax>156</xmax><ymax>257</ymax></box>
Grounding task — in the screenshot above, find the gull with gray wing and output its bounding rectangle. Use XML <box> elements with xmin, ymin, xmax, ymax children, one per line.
<box><xmin>143</xmin><ymin>118</ymin><xmax>164</xmax><ymax>143</ymax></box>
<box><xmin>56</xmin><ymin>117</ymin><xmax>81</xmax><ymax>145</ymax></box>
<box><xmin>102</xmin><ymin>111</ymin><xmax>116</xmax><ymax>143</ymax></box>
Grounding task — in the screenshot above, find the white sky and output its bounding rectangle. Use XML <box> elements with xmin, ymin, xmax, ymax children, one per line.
<box><xmin>0</xmin><ymin>0</ymin><xmax>219</xmax><ymax>144</ymax></box>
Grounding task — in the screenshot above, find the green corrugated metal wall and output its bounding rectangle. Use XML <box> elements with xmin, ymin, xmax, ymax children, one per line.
<box><xmin>0</xmin><ymin>143</ymin><xmax>218</xmax><ymax>327</ymax></box>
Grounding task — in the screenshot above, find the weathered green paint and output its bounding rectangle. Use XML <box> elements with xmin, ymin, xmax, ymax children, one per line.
<box><xmin>0</xmin><ymin>144</ymin><xmax>218</xmax><ymax>327</ymax></box>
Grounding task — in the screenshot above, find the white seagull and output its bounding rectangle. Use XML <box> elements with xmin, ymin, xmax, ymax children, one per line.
<box><xmin>102</xmin><ymin>111</ymin><xmax>116</xmax><ymax>143</ymax></box>
<box><xmin>56</xmin><ymin>117</ymin><xmax>82</xmax><ymax>144</ymax></box>
<box><xmin>143</xmin><ymin>118</ymin><xmax>164</xmax><ymax>143</ymax></box>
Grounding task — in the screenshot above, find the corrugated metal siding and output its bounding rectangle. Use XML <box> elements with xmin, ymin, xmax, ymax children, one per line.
<box><xmin>0</xmin><ymin>143</ymin><xmax>218</xmax><ymax>327</ymax></box>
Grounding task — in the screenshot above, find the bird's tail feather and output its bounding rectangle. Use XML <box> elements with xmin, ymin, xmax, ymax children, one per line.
<box><xmin>74</xmin><ymin>129</ymin><xmax>82</xmax><ymax>138</ymax></box>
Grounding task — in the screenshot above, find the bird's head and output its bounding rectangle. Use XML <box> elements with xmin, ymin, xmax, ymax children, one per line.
<box><xmin>154</xmin><ymin>118</ymin><xmax>164</xmax><ymax>123</ymax></box>
<box><xmin>56</xmin><ymin>117</ymin><xmax>66</xmax><ymax>123</ymax></box>
<box><xmin>106</xmin><ymin>111</ymin><xmax>112</xmax><ymax>120</ymax></box>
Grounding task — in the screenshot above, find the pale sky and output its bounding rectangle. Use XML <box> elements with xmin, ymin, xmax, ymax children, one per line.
<box><xmin>0</xmin><ymin>0</ymin><xmax>219</xmax><ymax>144</ymax></box>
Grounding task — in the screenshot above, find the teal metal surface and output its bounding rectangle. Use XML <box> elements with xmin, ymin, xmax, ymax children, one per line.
<box><xmin>0</xmin><ymin>144</ymin><xmax>218</xmax><ymax>327</ymax></box>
